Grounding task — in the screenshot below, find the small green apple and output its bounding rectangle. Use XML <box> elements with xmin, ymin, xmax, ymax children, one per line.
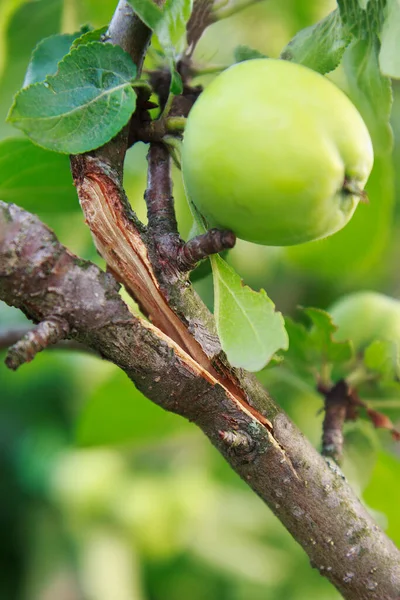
<box><xmin>181</xmin><ymin>59</ymin><xmax>373</xmax><ymax>246</ymax></box>
<box><xmin>329</xmin><ymin>291</ymin><xmax>400</xmax><ymax>351</ymax></box>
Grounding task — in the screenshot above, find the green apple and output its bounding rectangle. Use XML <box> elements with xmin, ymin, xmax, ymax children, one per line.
<box><xmin>329</xmin><ymin>291</ymin><xmax>400</xmax><ymax>351</ymax></box>
<box><xmin>181</xmin><ymin>59</ymin><xmax>373</xmax><ymax>246</ymax></box>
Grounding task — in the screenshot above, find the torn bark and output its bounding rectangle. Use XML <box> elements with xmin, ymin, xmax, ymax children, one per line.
<box><xmin>1</xmin><ymin>201</ymin><xmax>400</xmax><ymax>600</ymax></box>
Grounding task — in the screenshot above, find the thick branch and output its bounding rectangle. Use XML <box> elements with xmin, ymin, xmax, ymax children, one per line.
<box><xmin>1</xmin><ymin>201</ymin><xmax>400</xmax><ymax>600</ymax></box>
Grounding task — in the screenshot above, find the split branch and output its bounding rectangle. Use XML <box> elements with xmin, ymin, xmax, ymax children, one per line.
<box><xmin>1</xmin><ymin>200</ymin><xmax>400</xmax><ymax>600</ymax></box>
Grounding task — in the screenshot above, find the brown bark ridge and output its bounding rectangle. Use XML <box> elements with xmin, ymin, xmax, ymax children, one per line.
<box><xmin>1</xmin><ymin>1</ymin><xmax>400</xmax><ymax>599</ymax></box>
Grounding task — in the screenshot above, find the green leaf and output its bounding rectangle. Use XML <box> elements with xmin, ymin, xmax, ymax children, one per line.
<box><xmin>23</xmin><ymin>28</ymin><xmax>90</xmax><ymax>87</ymax></box>
<box><xmin>211</xmin><ymin>255</ymin><xmax>288</xmax><ymax>372</ymax></box>
<box><xmin>0</xmin><ymin>137</ymin><xmax>78</xmax><ymax>212</ymax></box>
<box><xmin>157</xmin><ymin>0</ymin><xmax>193</xmax><ymax>55</ymax></box>
<box><xmin>77</xmin><ymin>369</ymin><xmax>191</xmax><ymax>447</ymax></box>
<box><xmin>170</xmin><ymin>66</ymin><xmax>183</xmax><ymax>94</ymax></box>
<box><xmin>129</xmin><ymin>0</ymin><xmax>193</xmax><ymax>93</ymax></box>
<box><xmin>128</xmin><ymin>0</ymin><xmax>164</xmax><ymax>30</ymax></box>
<box><xmin>343</xmin><ymin>37</ymin><xmax>393</xmax><ymax>154</ymax></box>
<box><xmin>71</xmin><ymin>26</ymin><xmax>109</xmax><ymax>49</ymax></box>
<box><xmin>337</xmin><ymin>0</ymin><xmax>386</xmax><ymax>38</ymax></box>
<box><xmin>8</xmin><ymin>42</ymin><xmax>137</xmax><ymax>154</ymax></box>
<box><xmin>234</xmin><ymin>45</ymin><xmax>268</xmax><ymax>63</ymax></box>
<box><xmin>305</xmin><ymin>307</ymin><xmax>353</xmax><ymax>365</ymax></box>
<box><xmin>282</xmin><ymin>316</ymin><xmax>314</xmax><ymax>381</ymax></box>
<box><xmin>364</xmin><ymin>339</ymin><xmax>400</xmax><ymax>382</ymax></box>
<box><xmin>187</xmin><ymin>194</ymin><xmax>209</xmax><ymax>234</ymax></box>
<box><xmin>129</xmin><ymin>0</ymin><xmax>193</xmax><ymax>52</ymax></box>
<box><xmin>283</xmin><ymin>309</ymin><xmax>353</xmax><ymax>381</ymax></box>
<box><xmin>281</xmin><ymin>9</ymin><xmax>351</xmax><ymax>74</ymax></box>
<box><xmin>379</xmin><ymin>0</ymin><xmax>400</xmax><ymax>79</ymax></box>
<box><xmin>0</xmin><ymin>0</ymin><xmax>64</xmax><ymax>139</ymax></box>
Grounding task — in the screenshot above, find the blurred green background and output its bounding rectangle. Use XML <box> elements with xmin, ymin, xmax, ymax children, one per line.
<box><xmin>1</xmin><ymin>0</ymin><xmax>399</xmax><ymax>598</ymax></box>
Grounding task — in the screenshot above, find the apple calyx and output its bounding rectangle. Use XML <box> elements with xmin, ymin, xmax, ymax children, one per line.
<box><xmin>343</xmin><ymin>177</ymin><xmax>369</xmax><ymax>204</ymax></box>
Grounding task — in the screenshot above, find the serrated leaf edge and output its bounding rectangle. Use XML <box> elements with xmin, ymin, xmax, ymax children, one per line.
<box><xmin>7</xmin><ymin>42</ymin><xmax>138</xmax><ymax>154</ymax></box>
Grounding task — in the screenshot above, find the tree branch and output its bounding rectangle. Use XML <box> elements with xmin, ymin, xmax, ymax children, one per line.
<box><xmin>0</xmin><ymin>326</ymin><xmax>97</xmax><ymax>358</ymax></box>
<box><xmin>1</xmin><ymin>200</ymin><xmax>400</xmax><ymax>600</ymax></box>
<box><xmin>177</xmin><ymin>228</ymin><xmax>236</xmax><ymax>271</ymax></box>
<box><xmin>5</xmin><ymin>317</ymin><xmax>70</xmax><ymax>370</ymax></box>
<box><xmin>144</xmin><ymin>143</ymin><xmax>235</xmax><ymax>279</ymax></box>
<box><xmin>321</xmin><ymin>380</ymin><xmax>355</xmax><ymax>464</ymax></box>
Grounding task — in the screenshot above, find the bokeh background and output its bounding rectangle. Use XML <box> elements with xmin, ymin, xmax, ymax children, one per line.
<box><xmin>1</xmin><ymin>0</ymin><xmax>399</xmax><ymax>598</ymax></box>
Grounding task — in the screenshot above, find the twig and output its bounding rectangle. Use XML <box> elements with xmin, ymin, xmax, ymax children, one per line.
<box><xmin>0</xmin><ymin>326</ymin><xmax>97</xmax><ymax>359</ymax></box>
<box><xmin>177</xmin><ymin>228</ymin><xmax>236</xmax><ymax>271</ymax></box>
<box><xmin>165</xmin><ymin>116</ymin><xmax>187</xmax><ymax>132</ymax></box>
<box><xmin>144</xmin><ymin>144</ymin><xmax>236</xmax><ymax>279</ymax></box>
<box><xmin>107</xmin><ymin>0</ymin><xmax>152</xmax><ymax>68</ymax></box>
<box><xmin>5</xmin><ymin>317</ymin><xmax>70</xmax><ymax>370</ymax></box>
<box><xmin>321</xmin><ymin>380</ymin><xmax>356</xmax><ymax>463</ymax></box>
<box><xmin>320</xmin><ymin>380</ymin><xmax>400</xmax><ymax>460</ymax></box>
<box><xmin>189</xmin><ymin>64</ymin><xmax>228</xmax><ymax>76</ymax></box>
<box><xmin>186</xmin><ymin>0</ymin><xmax>215</xmax><ymax>58</ymax></box>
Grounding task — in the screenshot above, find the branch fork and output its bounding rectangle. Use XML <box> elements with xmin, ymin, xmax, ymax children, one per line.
<box><xmin>144</xmin><ymin>142</ymin><xmax>235</xmax><ymax>279</ymax></box>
